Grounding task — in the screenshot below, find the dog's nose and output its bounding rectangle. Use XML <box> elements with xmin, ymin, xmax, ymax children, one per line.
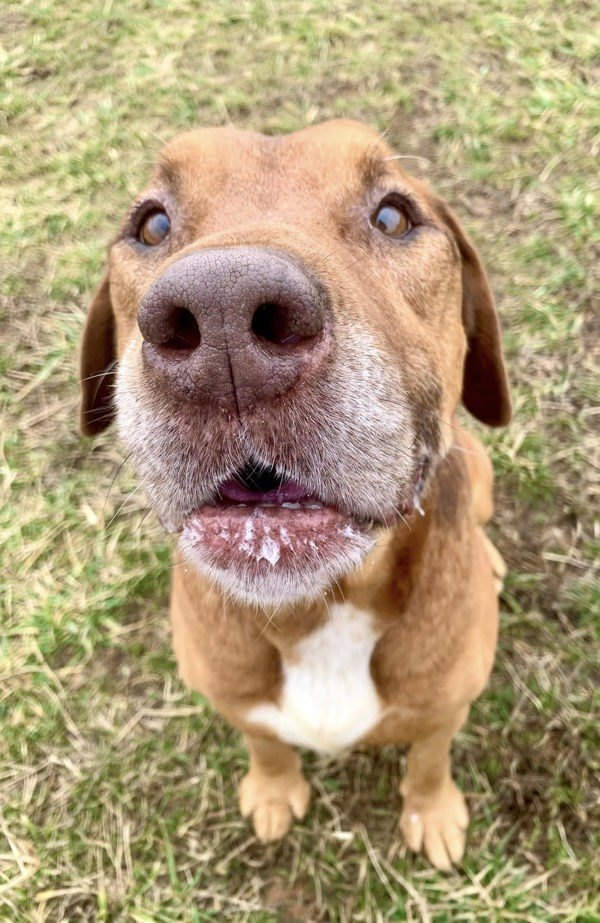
<box><xmin>137</xmin><ymin>247</ymin><xmax>330</xmax><ymax>412</ymax></box>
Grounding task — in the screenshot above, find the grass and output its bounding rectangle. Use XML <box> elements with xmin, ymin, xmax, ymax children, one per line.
<box><xmin>1</xmin><ymin>0</ymin><xmax>598</xmax><ymax>919</ymax></box>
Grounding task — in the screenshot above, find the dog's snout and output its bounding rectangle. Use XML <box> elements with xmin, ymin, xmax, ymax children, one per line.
<box><xmin>138</xmin><ymin>247</ymin><xmax>330</xmax><ymax>411</ymax></box>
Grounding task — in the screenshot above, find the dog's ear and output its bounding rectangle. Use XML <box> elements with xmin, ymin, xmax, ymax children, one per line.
<box><xmin>433</xmin><ymin>197</ymin><xmax>512</xmax><ymax>427</ymax></box>
<box><xmin>79</xmin><ymin>270</ymin><xmax>117</xmax><ymax>435</ymax></box>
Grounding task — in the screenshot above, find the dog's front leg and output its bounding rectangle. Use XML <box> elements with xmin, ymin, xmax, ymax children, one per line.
<box><xmin>399</xmin><ymin>706</ymin><xmax>470</xmax><ymax>871</ymax></box>
<box><xmin>239</xmin><ymin>732</ymin><xmax>311</xmax><ymax>842</ymax></box>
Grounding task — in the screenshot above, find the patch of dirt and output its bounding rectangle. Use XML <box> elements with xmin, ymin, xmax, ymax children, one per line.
<box><xmin>264</xmin><ymin>880</ymin><xmax>317</xmax><ymax>921</ymax></box>
<box><xmin>0</xmin><ymin>10</ymin><xmax>29</xmax><ymax>43</ymax></box>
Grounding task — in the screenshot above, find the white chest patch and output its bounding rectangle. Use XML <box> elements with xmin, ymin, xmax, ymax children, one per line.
<box><xmin>246</xmin><ymin>603</ymin><xmax>383</xmax><ymax>754</ymax></box>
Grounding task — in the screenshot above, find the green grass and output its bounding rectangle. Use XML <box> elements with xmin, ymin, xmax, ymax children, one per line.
<box><xmin>1</xmin><ymin>0</ymin><xmax>598</xmax><ymax>920</ymax></box>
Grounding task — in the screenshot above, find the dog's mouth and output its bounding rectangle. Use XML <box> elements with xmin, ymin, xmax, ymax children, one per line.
<box><xmin>175</xmin><ymin>452</ymin><xmax>433</xmax><ymax>604</ymax></box>
<box><xmin>215</xmin><ymin>461</ymin><xmax>315</xmax><ymax>508</ymax></box>
<box><xmin>179</xmin><ymin>459</ymin><xmax>376</xmax><ymax>594</ymax></box>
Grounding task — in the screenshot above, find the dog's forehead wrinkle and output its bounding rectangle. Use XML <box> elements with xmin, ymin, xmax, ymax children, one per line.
<box><xmin>154</xmin><ymin>122</ymin><xmax>405</xmax><ymax>215</ymax></box>
<box><xmin>357</xmin><ymin>142</ymin><xmax>402</xmax><ymax>190</ymax></box>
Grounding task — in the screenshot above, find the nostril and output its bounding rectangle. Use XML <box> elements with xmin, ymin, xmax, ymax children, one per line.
<box><xmin>162</xmin><ymin>307</ymin><xmax>201</xmax><ymax>352</ymax></box>
<box><xmin>251</xmin><ymin>302</ymin><xmax>317</xmax><ymax>347</ymax></box>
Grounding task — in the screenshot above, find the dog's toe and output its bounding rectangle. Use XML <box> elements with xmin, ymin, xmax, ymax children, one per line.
<box><xmin>252</xmin><ymin>800</ymin><xmax>294</xmax><ymax>842</ymax></box>
<box><xmin>400</xmin><ymin>780</ymin><xmax>468</xmax><ymax>871</ymax></box>
<box><xmin>239</xmin><ymin>771</ymin><xmax>310</xmax><ymax>842</ymax></box>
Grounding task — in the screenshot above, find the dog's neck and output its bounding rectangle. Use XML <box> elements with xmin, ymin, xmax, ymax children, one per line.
<box><xmin>339</xmin><ymin>504</ymin><xmax>433</xmax><ymax>620</ymax></box>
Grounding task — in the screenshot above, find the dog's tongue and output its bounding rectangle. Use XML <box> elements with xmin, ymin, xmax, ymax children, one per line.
<box><xmin>218</xmin><ymin>477</ymin><xmax>309</xmax><ymax>504</ymax></box>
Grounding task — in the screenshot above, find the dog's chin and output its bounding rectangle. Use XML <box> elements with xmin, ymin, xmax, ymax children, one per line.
<box><xmin>179</xmin><ymin>503</ymin><xmax>376</xmax><ymax>608</ymax></box>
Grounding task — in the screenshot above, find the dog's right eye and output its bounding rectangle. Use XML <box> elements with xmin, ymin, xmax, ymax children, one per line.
<box><xmin>138</xmin><ymin>209</ymin><xmax>171</xmax><ymax>246</ymax></box>
<box><xmin>370</xmin><ymin>201</ymin><xmax>412</xmax><ymax>239</ymax></box>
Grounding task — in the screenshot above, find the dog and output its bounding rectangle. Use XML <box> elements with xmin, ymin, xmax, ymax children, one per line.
<box><xmin>79</xmin><ymin>120</ymin><xmax>511</xmax><ymax>870</ymax></box>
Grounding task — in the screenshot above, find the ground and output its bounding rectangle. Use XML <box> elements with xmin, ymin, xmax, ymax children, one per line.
<box><xmin>1</xmin><ymin>1</ymin><xmax>598</xmax><ymax>921</ymax></box>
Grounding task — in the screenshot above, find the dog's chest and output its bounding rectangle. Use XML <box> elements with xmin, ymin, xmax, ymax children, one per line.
<box><xmin>246</xmin><ymin>603</ymin><xmax>383</xmax><ymax>754</ymax></box>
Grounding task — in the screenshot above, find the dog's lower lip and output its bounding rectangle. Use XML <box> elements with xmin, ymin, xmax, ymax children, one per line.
<box><xmin>181</xmin><ymin>502</ymin><xmax>372</xmax><ymax>572</ymax></box>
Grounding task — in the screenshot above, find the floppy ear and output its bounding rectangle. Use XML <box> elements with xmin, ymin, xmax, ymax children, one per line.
<box><xmin>435</xmin><ymin>199</ymin><xmax>512</xmax><ymax>426</ymax></box>
<box><xmin>79</xmin><ymin>271</ymin><xmax>117</xmax><ymax>435</ymax></box>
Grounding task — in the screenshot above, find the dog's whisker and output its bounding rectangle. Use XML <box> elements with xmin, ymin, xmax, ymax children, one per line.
<box><xmin>105</xmin><ymin>479</ymin><xmax>149</xmax><ymax>531</ymax></box>
<box><xmin>133</xmin><ymin>507</ymin><xmax>154</xmax><ymax>534</ymax></box>
<box><xmin>81</xmin><ymin>406</ymin><xmax>116</xmax><ymax>418</ymax></box>
<box><xmin>381</xmin><ymin>153</ymin><xmax>432</xmax><ymax>167</ymax></box>
<box><xmin>449</xmin><ymin>444</ymin><xmax>480</xmax><ymax>457</ymax></box>
<box><xmin>79</xmin><ymin>368</ymin><xmax>118</xmax><ymax>385</ymax></box>
<box><xmin>102</xmin><ymin>451</ymin><xmax>135</xmax><ymax>515</ymax></box>
<box><xmin>256</xmin><ymin>604</ymin><xmax>281</xmax><ymax>640</ymax></box>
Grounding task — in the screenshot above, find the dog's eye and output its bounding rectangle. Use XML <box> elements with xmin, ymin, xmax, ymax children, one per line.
<box><xmin>138</xmin><ymin>209</ymin><xmax>171</xmax><ymax>246</ymax></box>
<box><xmin>370</xmin><ymin>202</ymin><xmax>411</xmax><ymax>238</ymax></box>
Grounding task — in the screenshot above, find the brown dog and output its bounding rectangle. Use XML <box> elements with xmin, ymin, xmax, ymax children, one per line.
<box><xmin>80</xmin><ymin>120</ymin><xmax>511</xmax><ymax>870</ymax></box>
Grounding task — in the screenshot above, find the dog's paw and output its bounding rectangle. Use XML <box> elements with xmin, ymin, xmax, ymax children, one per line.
<box><xmin>239</xmin><ymin>771</ymin><xmax>310</xmax><ymax>842</ymax></box>
<box><xmin>399</xmin><ymin>779</ymin><xmax>469</xmax><ymax>871</ymax></box>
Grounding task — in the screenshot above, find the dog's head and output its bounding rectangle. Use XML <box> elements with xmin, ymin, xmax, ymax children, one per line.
<box><xmin>80</xmin><ymin>120</ymin><xmax>510</xmax><ymax>606</ymax></box>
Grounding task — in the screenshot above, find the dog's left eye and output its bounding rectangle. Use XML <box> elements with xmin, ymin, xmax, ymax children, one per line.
<box><xmin>138</xmin><ymin>209</ymin><xmax>171</xmax><ymax>246</ymax></box>
<box><xmin>370</xmin><ymin>202</ymin><xmax>411</xmax><ymax>238</ymax></box>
